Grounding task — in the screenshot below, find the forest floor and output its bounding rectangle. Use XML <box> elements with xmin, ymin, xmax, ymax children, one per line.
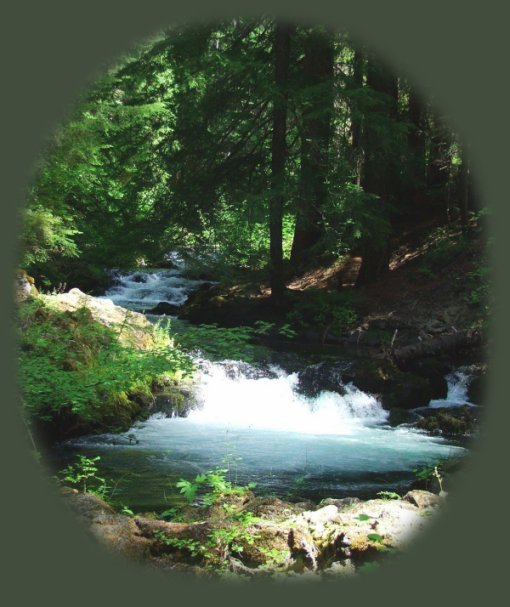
<box><xmin>181</xmin><ymin>222</ymin><xmax>489</xmax><ymax>345</ymax></box>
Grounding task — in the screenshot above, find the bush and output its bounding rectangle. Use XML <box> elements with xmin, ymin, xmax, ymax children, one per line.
<box><xmin>17</xmin><ymin>298</ymin><xmax>192</xmax><ymax>433</ymax></box>
<box><xmin>287</xmin><ymin>289</ymin><xmax>360</xmax><ymax>343</ymax></box>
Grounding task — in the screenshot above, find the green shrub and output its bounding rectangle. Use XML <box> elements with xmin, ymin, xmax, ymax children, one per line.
<box><xmin>287</xmin><ymin>289</ymin><xmax>359</xmax><ymax>342</ymax></box>
<box><xmin>18</xmin><ymin>298</ymin><xmax>192</xmax><ymax>430</ymax></box>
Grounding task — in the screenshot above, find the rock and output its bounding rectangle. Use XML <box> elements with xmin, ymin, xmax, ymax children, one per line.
<box><xmin>149</xmin><ymin>302</ymin><xmax>181</xmax><ymax>315</ymax></box>
<box><xmin>287</xmin><ymin>526</ymin><xmax>319</xmax><ymax>570</ymax></box>
<box><xmin>349</xmin><ymin>359</ymin><xmax>433</xmax><ymax>410</ymax></box>
<box><xmin>62</xmin><ymin>489</ymin><xmax>444</xmax><ymax>577</ymax></box>
<box><xmin>319</xmin><ymin>497</ymin><xmax>362</xmax><ymax>510</ymax></box>
<box><xmin>243</xmin><ymin>497</ymin><xmax>307</xmax><ymax>522</ymax></box>
<box><xmin>240</xmin><ymin>524</ymin><xmax>292</xmax><ymax>569</ymax></box>
<box><xmin>301</xmin><ymin>505</ymin><xmax>340</xmax><ymax>527</ymax></box>
<box><xmin>415</xmin><ymin>405</ymin><xmax>480</xmax><ymax>437</ymax></box>
<box><xmin>403</xmin><ymin>490</ymin><xmax>442</xmax><ymax>509</ymax></box>
<box><xmin>153</xmin><ymin>387</ymin><xmax>196</xmax><ymax>418</ymax></box>
<box><xmin>221</xmin><ymin>361</ymin><xmax>279</xmax><ymax>380</ymax></box>
<box><xmin>15</xmin><ymin>269</ymin><xmax>39</xmax><ymax>302</ymax></box>
<box><xmin>403</xmin><ymin>358</ymin><xmax>450</xmax><ymax>399</ymax></box>
<box><xmin>296</xmin><ymin>361</ymin><xmax>350</xmax><ymax>397</ymax></box>
<box><xmin>388</xmin><ymin>408</ymin><xmax>421</xmax><ymax>426</ymax></box>
<box><xmin>42</xmin><ymin>288</ymin><xmax>156</xmax><ymax>350</ymax></box>
<box><xmin>63</xmin><ymin>491</ymin><xmax>151</xmax><ymax>561</ymax></box>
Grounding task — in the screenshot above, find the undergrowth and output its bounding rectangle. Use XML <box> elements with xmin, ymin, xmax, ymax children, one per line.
<box><xmin>17</xmin><ymin>297</ymin><xmax>193</xmax><ymax>432</ymax></box>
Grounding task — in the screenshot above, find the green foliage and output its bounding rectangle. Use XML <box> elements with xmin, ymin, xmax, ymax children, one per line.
<box><xmin>21</xmin><ymin>207</ymin><xmax>81</xmax><ymax>268</ymax></box>
<box><xmin>159</xmin><ymin>507</ymin><xmax>179</xmax><ymax>520</ymax></box>
<box><xmin>18</xmin><ymin>298</ymin><xmax>192</xmax><ymax>429</ymax></box>
<box><xmin>414</xmin><ymin>459</ymin><xmax>446</xmax><ymax>494</ymax></box>
<box><xmin>173</xmin><ymin>323</ymin><xmax>271</xmax><ymax>362</ymax></box>
<box><xmin>19</xmin><ymin>17</ymin><xmax>470</xmax><ymax>295</ymax></box>
<box><xmin>176</xmin><ymin>468</ymin><xmax>252</xmax><ymax>506</ymax></box>
<box><xmin>154</xmin><ymin>502</ymin><xmax>260</xmax><ymax>567</ymax></box>
<box><xmin>321</xmin><ymin>183</ymin><xmax>393</xmax><ymax>257</ymax></box>
<box><xmin>58</xmin><ymin>455</ymin><xmax>107</xmax><ymax>495</ymax></box>
<box><xmin>287</xmin><ymin>289</ymin><xmax>359</xmax><ymax>342</ymax></box>
<box><xmin>463</xmin><ymin>264</ymin><xmax>490</xmax><ymax>309</ymax></box>
<box><xmin>153</xmin><ymin>531</ymin><xmax>205</xmax><ymax>558</ymax></box>
<box><xmin>376</xmin><ymin>491</ymin><xmax>401</xmax><ymax>500</ymax></box>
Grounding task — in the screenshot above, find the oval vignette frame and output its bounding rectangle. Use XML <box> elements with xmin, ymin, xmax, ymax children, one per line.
<box><xmin>2</xmin><ymin>0</ymin><xmax>507</xmax><ymax>604</ymax></box>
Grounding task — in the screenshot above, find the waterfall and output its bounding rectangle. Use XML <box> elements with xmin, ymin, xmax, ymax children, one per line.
<box><xmin>188</xmin><ymin>360</ymin><xmax>388</xmax><ymax>435</ymax></box>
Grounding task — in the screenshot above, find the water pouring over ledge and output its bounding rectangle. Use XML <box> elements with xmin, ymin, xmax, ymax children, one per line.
<box><xmin>56</xmin><ymin>264</ymin><xmax>468</xmax><ymax>509</ymax></box>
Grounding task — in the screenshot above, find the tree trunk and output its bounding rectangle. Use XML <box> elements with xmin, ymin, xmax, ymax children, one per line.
<box><xmin>290</xmin><ymin>28</ymin><xmax>334</xmax><ymax>265</ymax></box>
<box><xmin>350</xmin><ymin>47</ymin><xmax>364</xmax><ymax>187</ymax></box>
<box><xmin>427</xmin><ymin>110</ymin><xmax>452</xmax><ymax>222</ymax></box>
<box><xmin>458</xmin><ymin>143</ymin><xmax>470</xmax><ymax>232</ymax></box>
<box><xmin>392</xmin><ymin>328</ymin><xmax>483</xmax><ymax>367</ymax></box>
<box><xmin>356</xmin><ymin>55</ymin><xmax>399</xmax><ymax>286</ymax></box>
<box><xmin>269</xmin><ymin>22</ymin><xmax>292</xmax><ymax>303</ymax></box>
<box><xmin>406</xmin><ymin>86</ymin><xmax>427</xmax><ymax>220</ymax></box>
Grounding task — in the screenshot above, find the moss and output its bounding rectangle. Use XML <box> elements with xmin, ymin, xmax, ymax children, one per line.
<box><xmin>18</xmin><ymin>294</ymin><xmax>193</xmax><ymax>439</ymax></box>
<box><xmin>350</xmin><ymin>359</ymin><xmax>432</xmax><ymax>409</ymax></box>
<box><xmin>416</xmin><ymin>406</ymin><xmax>478</xmax><ymax>437</ymax></box>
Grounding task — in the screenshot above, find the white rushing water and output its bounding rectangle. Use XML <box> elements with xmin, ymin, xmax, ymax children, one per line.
<box><xmin>189</xmin><ymin>361</ymin><xmax>388</xmax><ymax>434</ymax></box>
<box><xmin>99</xmin><ymin>268</ymin><xmax>209</xmax><ymax>310</ymax></box>
<box><xmin>429</xmin><ymin>370</ymin><xmax>474</xmax><ymax>408</ymax></box>
<box><xmin>59</xmin><ymin>264</ymin><xmax>467</xmax><ymax>507</ymax></box>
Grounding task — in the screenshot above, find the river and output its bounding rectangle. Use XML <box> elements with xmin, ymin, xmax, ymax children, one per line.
<box><xmin>52</xmin><ymin>260</ymin><xmax>469</xmax><ymax>511</ymax></box>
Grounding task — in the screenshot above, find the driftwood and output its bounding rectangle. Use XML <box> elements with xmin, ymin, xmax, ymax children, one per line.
<box><xmin>392</xmin><ymin>328</ymin><xmax>483</xmax><ymax>367</ymax></box>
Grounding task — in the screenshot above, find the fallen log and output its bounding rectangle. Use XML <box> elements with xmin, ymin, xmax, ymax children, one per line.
<box><xmin>392</xmin><ymin>328</ymin><xmax>483</xmax><ymax>367</ymax></box>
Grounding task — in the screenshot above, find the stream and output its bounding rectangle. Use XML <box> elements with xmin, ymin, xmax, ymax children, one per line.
<box><xmin>52</xmin><ymin>261</ymin><xmax>470</xmax><ymax>511</ymax></box>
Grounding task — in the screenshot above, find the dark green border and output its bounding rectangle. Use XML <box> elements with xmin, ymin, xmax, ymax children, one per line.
<box><xmin>2</xmin><ymin>1</ymin><xmax>508</xmax><ymax>604</ymax></box>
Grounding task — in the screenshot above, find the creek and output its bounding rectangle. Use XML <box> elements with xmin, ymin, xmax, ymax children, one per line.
<box><xmin>53</xmin><ymin>260</ymin><xmax>469</xmax><ymax>511</ymax></box>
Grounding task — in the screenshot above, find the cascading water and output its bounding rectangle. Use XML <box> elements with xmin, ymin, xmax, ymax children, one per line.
<box><xmin>55</xmin><ymin>263</ymin><xmax>467</xmax><ymax>509</ymax></box>
<box><xmin>99</xmin><ymin>268</ymin><xmax>208</xmax><ymax>311</ymax></box>
<box><xmin>429</xmin><ymin>370</ymin><xmax>474</xmax><ymax>408</ymax></box>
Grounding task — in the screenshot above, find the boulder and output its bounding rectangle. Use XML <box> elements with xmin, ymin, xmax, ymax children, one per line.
<box><xmin>296</xmin><ymin>361</ymin><xmax>350</xmax><ymax>397</ymax></box>
<box><xmin>15</xmin><ymin>270</ymin><xmax>39</xmax><ymax>302</ymax></box>
<box><xmin>348</xmin><ymin>359</ymin><xmax>433</xmax><ymax>410</ymax></box>
<box><xmin>415</xmin><ymin>405</ymin><xmax>480</xmax><ymax>437</ymax></box>
<box><xmin>403</xmin><ymin>357</ymin><xmax>450</xmax><ymax>400</ymax></box>
<box><xmin>149</xmin><ymin>302</ymin><xmax>181</xmax><ymax>315</ymax></box>
<box><xmin>63</xmin><ymin>491</ymin><xmax>151</xmax><ymax>561</ymax></box>
<box><xmin>388</xmin><ymin>408</ymin><xmax>421</xmax><ymax>427</ymax></box>
<box><xmin>403</xmin><ymin>490</ymin><xmax>442</xmax><ymax>509</ymax></box>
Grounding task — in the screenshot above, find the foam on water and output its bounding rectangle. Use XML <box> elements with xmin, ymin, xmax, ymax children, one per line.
<box><xmin>187</xmin><ymin>361</ymin><xmax>387</xmax><ymax>435</ymax></box>
<box><xmin>429</xmin><ymin>369</ymin><xmax>474</xmax><ymax>408</ymax></box>
<box><xmin>99</xmin><ymin>269</ymin><xmax>209</xmax><ymax>310</ymax></box>
<box><xmin>58</xmin><ymin>264</ymin><xmax>467</xmax><ymax>506</ymax></box>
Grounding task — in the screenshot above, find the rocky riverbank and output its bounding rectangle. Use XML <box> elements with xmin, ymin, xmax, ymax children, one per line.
<box><xmin>63</xmin><ymin>486</ymin><xmax>444</xmax><ymax>579</ymax></box>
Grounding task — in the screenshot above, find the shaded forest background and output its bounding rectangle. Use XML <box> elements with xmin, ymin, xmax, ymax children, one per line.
<box><xmin>19</xmin><ymin>17</ymin><xmax>480</xmax><ymax>298</ymax></box>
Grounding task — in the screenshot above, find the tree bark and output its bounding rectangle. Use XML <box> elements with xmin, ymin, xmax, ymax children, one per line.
<box><xmin>406</xmin><ymin>86</ymin><xmax>427</xmax><ymax>221</ymax></box>
<box><xmin>392</xmin><ymin>329</ymin><xmax>483</xmax><ymax>367</ymax></box>
<box><xmin>350</xmin><ymin>47</ymin><xmax>364</xmax><ymax>187</ymax></box>
<box><xmin>427</xmin><ymin>110</ymin><xmax>452</xmax><ymax>222</ymax></box>
<box><xmin>355</xmin><ymin>55</ymin><xmax>399</xmax><ymax>286</ymax></box>
<box><xmin>458</xmin><ymin>143</ymin><xmax>470</xmax><ymax>232</ymax></box>
<box><xmin>290</xmin><ymin>28</ymin><xmax>334</xmax><ymax>265</ymax></box>
<box><xmin>269</xmin><ymin>22</ymin><xmax>292</xmax><ymax>303</ymax></box>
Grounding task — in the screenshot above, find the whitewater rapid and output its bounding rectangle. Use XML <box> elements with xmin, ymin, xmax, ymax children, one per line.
<box><xmin>56</xmin><ymin>264</ymin><xmax>468</xmax><ymax>507</ymax></box>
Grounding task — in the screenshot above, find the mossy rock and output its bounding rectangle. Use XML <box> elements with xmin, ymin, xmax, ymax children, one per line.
<box><xmin>238</xmin><ymin>525</ymin><xmax>291</xmax><ymax>569</ymax></box>
<box><xmin>416</xmin><ymin>405</ymin><xmax>479</xmax><ymax>437</ymax></box>
<box><xmin>348</xmin><ymin>359</ymin><xmax>432</xmax><ymax>410</ymax></box>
